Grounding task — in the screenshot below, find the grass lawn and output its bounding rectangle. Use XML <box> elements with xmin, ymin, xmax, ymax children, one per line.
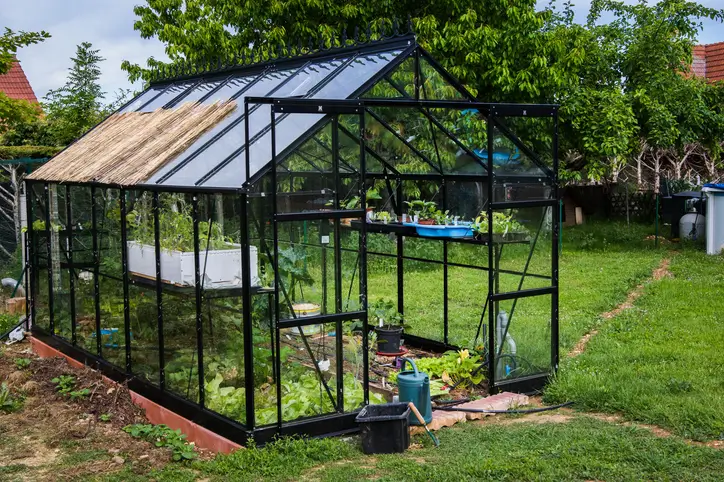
<box><xmin>8</xmin><ymin>221</ymin><xmax>724</xmax><ymax>481</ymax></box>
<box><xmin>104</xmin><ymin>416</ymin><xmax>724</xmax><ymax>481</ymax></box>
<box><xmin>546</xmin><ymin>248</ymin><xmax>724</xmax><ymax>441</ymax></box>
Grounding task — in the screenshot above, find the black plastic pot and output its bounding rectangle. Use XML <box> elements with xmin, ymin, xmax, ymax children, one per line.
<box><xmin>375</xmin><ymin>325</ymin><xmax>403</xmax><ymax>354</ymax></box>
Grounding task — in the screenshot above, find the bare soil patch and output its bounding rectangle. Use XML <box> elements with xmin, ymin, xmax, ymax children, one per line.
<box><xmin>0</xmin><ymin>339</ymin><xmax>200</xmax><ymax>481</ymax></box>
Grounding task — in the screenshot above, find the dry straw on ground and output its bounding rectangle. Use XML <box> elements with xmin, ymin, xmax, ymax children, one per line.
<box><xmin>28</xmin><ymin>101</ymin><xmax>237</xmax><ymax>185</ymax></box>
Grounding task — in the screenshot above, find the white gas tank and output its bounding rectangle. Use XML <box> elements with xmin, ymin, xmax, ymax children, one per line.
<box><xmin>679</xmin><ymin>210</ymin><xmax>706</xmax><ymax>241</ymax></box>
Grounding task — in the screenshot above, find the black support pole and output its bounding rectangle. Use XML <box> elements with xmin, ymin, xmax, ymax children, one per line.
<box><xmin>91</xmin><ymin>186</ymin><xmax>102</xmax><ymax>357</ymax></box>
<box><xmin>25</xmin><ymin>184</ymin><xmax>34</xmax><ymax>330</ymax></box>
<box><xmin>270</xmin><ymin>107</ymin><xmax>283</xmax><ymax>430</ymax></box>
<box><xmin>192</xmin><ymin>195</ymin><xmax>205</xmax><ymax>407</ymax></box>
<box><xmin>486</xmin><ymin>119</ymin><xmax>495</xmax><ymax>390</ymax></box>
<box><xmin>332</xmin><ymin>116</ymin><xmax>344</xmax><ymax>412</ymax></box>
<box><xmin>119</xmin><ymin>190</ymin><xmax>132</xmax><ymax>373</ymax></box>
<box><xmin>65</xmin><ymin>185</ymin><xmax>77</xmax><ymax>345</ymax></box>
<box><xmin>153</xmin><ymin>192</ymin><xmax>165</xmax><ymax>389</ymax></box>
<box><xmin>551</xmin><ymin>112</ymin><xmax>560</xmax><ymax>373</ymax></box>
<box><xmin>359</xmin><ymin>110</ymin><xmax>369</xmax><ymax>404</ymax></box>
<box><xmin>396</xmin><ymin>179</ymin><xmax>404</xmax><ymax>323</ymax></box>
<box><xmin>44</xmin><ymin>183</ymin><xmax>54</xmax><ymax>335</ymax></box>
<box><xmin>241</xmin><ymin>193</ymin><xmax>255</xmax><ymax>430</ymax></box>
<box><xmin>442</xmin><ymin>180</ymin><xmax>449</xmax><ymax>345</ymax></box>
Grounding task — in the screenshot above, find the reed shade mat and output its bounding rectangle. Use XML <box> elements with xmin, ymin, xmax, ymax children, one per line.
<box><xmin>28</xmin><ymin>101</ymin><xmax>237</xmax><ymax>185</ymax></box>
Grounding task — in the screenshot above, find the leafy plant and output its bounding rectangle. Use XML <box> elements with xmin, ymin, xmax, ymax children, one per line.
<box><xmin>369</xmin><ymin>299</ymin><xmax>402</xmax><ymax>329</ymax></box>
<box><xmin>69</xmin><ymin>388</ymin><xmax>91</xmax><ymax>401</ymax></box>
<box><xmin>391</xmin><ymin>350</ymin><xmax>485</xmax><ymax>389</ymax></box>
<box><xmin>344</xmin><ymin>188</ymin><xmax>382</xmax><ymax>210</ymax></box>
<box><xmin>277</xmin><ymin>246</ymin><xmax>314</xmax><ymax>302</ymax></box>
<box><xmin>405</xmin><ymin>200</ymin><xmax>437</xmax><ymax>220</ymax></box>
<box><xmin>51</xmin><ymin>375</ymin><xmax>77</xmax><ymax>395</ymax></box>
<box><xmin>13</xmin><ymin>358</ymin><xmax>30</xmax><ymax>370</ymax></box>
<box><xmin>123</xmin><ymin>423</ymin><xmax>197</xmax><ymax>461</ymax></box>
<box><xmin>471</xmin><ymin>212</ymin><xmax>528</xmax><ymax>237</ymax></box>
<box><xmin>99</xmin><ymin>413</ymin><xmax>112</xmax><ymax>422</ymax></box>
<box><xmin>0</xmin><ymin>383</ymin><xmax>23</xmax><ymax>413</ymax></box>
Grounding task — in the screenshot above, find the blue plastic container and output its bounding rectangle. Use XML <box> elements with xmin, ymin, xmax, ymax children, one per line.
<box><xmin>403</xmin><ymin>222</ymin><xmax>472</xmax><ymax>238</ymax></box>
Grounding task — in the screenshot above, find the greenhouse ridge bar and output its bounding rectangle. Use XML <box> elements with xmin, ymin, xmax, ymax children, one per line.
<box><xmin>23</xmin><ymin>32</ymin><xmax>559</xmax><ymax>445</ymax></box>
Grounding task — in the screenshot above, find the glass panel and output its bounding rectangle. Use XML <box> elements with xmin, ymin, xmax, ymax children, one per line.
<box><xmin>202</xmin><ymin>193</ymin><xmax>247</xmax><ymax>425</ymax></box>
<box><xmin>206</xmin><ymin>75</ymin><xmax>257</xmax><ymax>103</ymax></box>
<box><xmin>175</xmin><ymin>79</ymin><xmax>224</xmax><ymax>105</ymax></box>
<box><xmin>48</xmin><ymin>185</ymin><xmax>72</xmax><ymax>341</ymax></box>
<box><xmin>140</xmin><ymin>82</ymin><xmax>196</xmax><ymax>111</ymax></box>
<box><xmin>248</xmin><ymin>172</ymin><xmax>278</xmax><ymax>427</ymax></box>
<box><xmin>361</xmin><ymin>113</ymin><xmax>437</xmax><ymax>175</ymax></box>
<box><xmin>30</xmin><ymin>184</ymin><xmax>50</xmax><ymax>331</ymax></box>
<box><xmin>419</xmin><ymin>56</ymin><xmax>466</xmax><ymax>101</ymax></box>
<box><xmin>94</xmin><ymin>188</ymin><xmax>123</xmax><ymax>278</ymax></box>
<box><xmin>125</xmin><ymin>191</ymin><xmax>160</xmax><ymax>385</ymax></box>
<box><xmin>493</xmin><ymin>206</ymin><xmax>553</xmax><ymax>293</ymax></box>
<box><xmin>491</xmin><ymin>123</ymin><xmax>550</xmax><ymax>179</ymax></box>
<box><xmin>493</xmin><ymin>294</ymin><xmax>552</xmax><ymax>383</ymax></box>
<box><xmin>157</xmin><ymin>192</ymin><xmax>199</xmax><ymax>403</ymax></box>
<box><xmin>202</xmin><ymin>50</ymin><xmax>405</xmax><ymax>187</ymax></box>
<box><xmin>120</xmin><ymin>86</ymin><xmax>165</xmax><ymax>113</ymax></box>
<box><xmin>275</xmin><ymin>59</ymin><xmax>347</xmax><ymax>98</ymax></box>
<box><xmin>69</xmin><ymin>186</ymin><xmax>96</xmax><ymax>352</ymax></box>
<box><xmin>153</xmin><ymin>69</ymin><xmax>295</xmax><ymax>186</ymax></box>
<box><xmin>315</xmin><ymin>50</ymin><xmax>403</xmax><ymax>100</ymax></box>
<box><xmin>403</xmin><ymin>259</ymin><xmax>444</xmax><ymax>342</ymax></box>
<box><xmin>98</xmin><ymin>276</ymin><xmax>126</xmax><ymax>369</ymax></box>
<box><xmin>362</xmin><ymin>56</ymin><xmax>414</xmax><ymax>99</ymax></box>
<box><xmin>447</xmin><ymin>265</ymin><xmax>488</xmax><ymax>348</ymax></box>
<box><xmin>274</xmin><ymin>320</ymin><xmax>371</xmax><ymax>423</ymax></box>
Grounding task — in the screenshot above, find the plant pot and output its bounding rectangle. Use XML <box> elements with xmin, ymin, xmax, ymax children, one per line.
<box><xmin>366</xmin><ymin>208</ymin><xmax>374</xmax><ymax>222</ymax></box>
<box><xmin>417</xmin><ymin>219</ymin><xmax>435</xmax><ymax>225</ymax></box>
<box><xmin>375</xmin><ymin>325</ymin><xmax>403</xmax><ymax>354</ymax></box>
<box><xmin>127</xmin><ymin>241</ymin><xmax>259</xmax><ymax>288</ymax></box>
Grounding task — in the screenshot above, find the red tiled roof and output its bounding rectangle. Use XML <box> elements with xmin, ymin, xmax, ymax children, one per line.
<box><xmin>691</xmin><ymin>42</ymin><xmax>724</xmax><ymax>82</ymax></box>
<box><xmin>0</xmin><ymin>60</ymin><xmax>38</xmax><ymax>103</ymax></box>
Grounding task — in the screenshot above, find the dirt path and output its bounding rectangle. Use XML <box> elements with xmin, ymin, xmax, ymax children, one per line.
<box><xmin>568</xmin><ymin>257</ymin><xmax>672</xmax><ymax>358</ymax></box>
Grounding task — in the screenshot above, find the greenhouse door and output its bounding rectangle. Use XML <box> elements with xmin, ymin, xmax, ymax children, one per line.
<box><xmin>269</xmin><ymin>107</ymin><xmax>371</xmax><ymax>432</ymax></box>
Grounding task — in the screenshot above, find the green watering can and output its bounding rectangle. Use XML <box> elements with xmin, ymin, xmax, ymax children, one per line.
<box><xmin>397</xmin><ymin>358</ymin><xmax>432</xmax><ymax>425</ymax></box>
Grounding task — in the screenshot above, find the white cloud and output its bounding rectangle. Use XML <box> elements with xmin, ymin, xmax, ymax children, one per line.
<box><xmin>4</xmin><ymin>0</ymin><xmax>168</xmax><ymax>100</ymax></box>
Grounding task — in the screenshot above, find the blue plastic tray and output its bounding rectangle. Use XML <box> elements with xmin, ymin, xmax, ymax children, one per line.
<box><xmin>403</xmin><ymin>222</ymin><xmax>473</xmax><ymax>238</ymax></box>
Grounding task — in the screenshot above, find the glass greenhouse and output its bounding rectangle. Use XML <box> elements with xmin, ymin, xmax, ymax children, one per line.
<box><xmin>24</xmin><ymin>34</ymin><xmax>559</xmax><ymax>445</ymax></box>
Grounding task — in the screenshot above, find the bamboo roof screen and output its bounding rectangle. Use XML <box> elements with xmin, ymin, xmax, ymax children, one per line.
<box><xmin>28</xmin><ymin>101</ymin><xmax>237</xmax><ymax>185</ymax></box>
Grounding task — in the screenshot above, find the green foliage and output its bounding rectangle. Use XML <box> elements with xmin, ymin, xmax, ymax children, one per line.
<box><xmin>0</xmin><ymin>382</ymin><xmax>23</xmax><ymax>413</ymax></box>
<box><xmin>368</xmin><ymin>298</ymin><xmax>402</xmax><ymax>327</ymax></box>
<box><xmin>124</xmin><ymin>0</ymin><xmax>724</xmax><ymax>181</ymax></box>
<box><xmin>0</xmin><ymin>313</ymin><xmax>19</xmax><ymax>335</ymax></box>
<box><xmin>471</xmin><ymin>211</ymin><xmax>528</xmax><ymax>236</ymax></box>
<box><xmin>0</xmin><ymin>28</ymin><xmax>50</xmax><ymax>137</ymax></box>
<box><xmin>0</xmin><ymin>145</ymin><xmax>62</xmax><ymax>160</ymax></box>
<box><xmin>13</xmin><ymin>358</ymin><xmax>30</xmax><ymax>370</ymax></box>
<box><xmin>51</xmin><ymin>375</ymin><xmax>77</xmax><ymax>395</ymax></box>
<box><xmin>99</xmin><ymin>413</ymin><xmax>112</xmax><ymax>422</ymax></box>
<box><xmin>123</xmin><ymin>423</ymin><xmax>197</xmax><ymax>461</ymax></box>
<box><xmin>130</xmin><ymin>193</ymin><xmax>234</xmax><ymax>252</ymax></box>
<box><xmin>391</xmin><ymin>350</ymin><xmax>485</xmax><ymax>389</ymax></box>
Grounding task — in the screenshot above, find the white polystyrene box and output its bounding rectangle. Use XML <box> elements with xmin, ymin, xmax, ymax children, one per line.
<box><xmin>127</xmin><ymin>241</ymin><xmax>259</xmax><ymax>288</ymax></box>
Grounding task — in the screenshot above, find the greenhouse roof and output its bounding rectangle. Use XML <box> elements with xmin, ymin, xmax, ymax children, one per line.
<box><xmin>29</xmin><ymin>32</ymin><xmax>557</xmax><ymax>190</ymax></box>
<box><xmin>30</xmin><ymin>35</ymin><xmax>426</xmax><ymax>189</ymax></box>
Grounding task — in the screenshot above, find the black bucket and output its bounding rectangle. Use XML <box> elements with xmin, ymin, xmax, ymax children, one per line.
<box><xmin>375</xmin><ymin>326</ymin><xmax>403</xmax><ymax>354</ymax></box>
<box><xmin>355</xmin><ymin>402</ymin><xmax>411</xmax><ymax>454</ymax></box>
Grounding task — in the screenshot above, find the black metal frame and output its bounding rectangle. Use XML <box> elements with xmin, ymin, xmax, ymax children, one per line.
<box><xmin>24</xmin><ymin>36</ymin><xmax>559</xmax><ymax>445</ymax></box>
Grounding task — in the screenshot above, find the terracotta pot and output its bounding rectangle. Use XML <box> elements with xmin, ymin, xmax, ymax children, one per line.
<box><xmin>417</xmin><ymin>219</ymin><xmax>435</xmax><ymax>225</ymax></box>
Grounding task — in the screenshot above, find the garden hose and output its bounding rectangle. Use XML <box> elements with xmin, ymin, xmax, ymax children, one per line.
<box><xmin>436</xmin><ymin>401</ymin><xmax>574</xmax><ymax>415</ymax></box>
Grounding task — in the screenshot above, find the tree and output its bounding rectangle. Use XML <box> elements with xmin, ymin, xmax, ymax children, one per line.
<box><xmin>0</xmin><ymin>28</ymin><xmax>49</xmax><ymax>132</ymax></box>
<box><xmin>42</xmin><ymin>42</ymin><xmax>108</xmax><ymax>145</ymax></box>
<box><xmin>122</xmin><ymin>0</ymin><xmax>724</xmax><ymax>183</ymax></box>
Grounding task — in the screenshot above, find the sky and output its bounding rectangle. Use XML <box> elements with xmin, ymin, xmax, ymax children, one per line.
<box><xmin>2</xmin><ymin>0</ymin><xmax>724</xmax><ymax>102</ymax></box>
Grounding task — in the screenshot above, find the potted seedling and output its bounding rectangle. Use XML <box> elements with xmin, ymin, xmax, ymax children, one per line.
<box><xmin>343</xmin><ymin>188</ymin><xmax>383</xmax><ymax>222</ymax></box>
<box><xmin>370</xmin><ymin>299</ymin><xmax>404</xmax><ymax>355</ymax></box>
<box><xmin>471</xmin><ymin>211</ymin><xmax>528</xmax><ymax>241</ymax></box>
<box><xmin>126</xmin><ymin>196</ymin><xmax>259</xmax><ymax>288</ymax></box>
<box><xmin>404</xmin><ymin>200</ymin><xmax>438</xmax><ymax>225</ymax></box>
